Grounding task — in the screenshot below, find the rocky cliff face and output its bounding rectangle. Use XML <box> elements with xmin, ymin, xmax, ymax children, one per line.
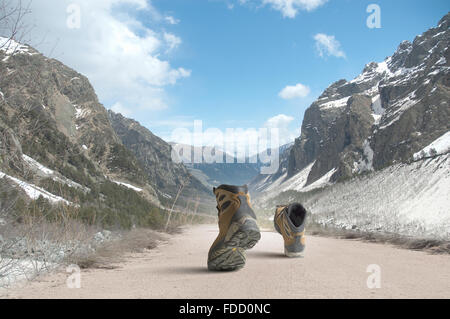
<box><xmin>249</xmin><ymin>143</ymin><xmax>293</xmax><ymax>191</ymax></box>
<box><xmin>0</xmin><ymin>37</ymin><xmax>153</xmax><ymax>186</ymax></box>
<box><xmin>254</xmin><ymin>13</ymin><xmax>450</xmax><ymax>192</ymax></box>
<box><xmin>108</xmin><ymin>111</ymin><xmax>210</xmax><ymax>199</ymax></box>
<box><xmin>0</xmin><ymin>37</ymin><xmax>213</xmax><ymax>225</ymax></box>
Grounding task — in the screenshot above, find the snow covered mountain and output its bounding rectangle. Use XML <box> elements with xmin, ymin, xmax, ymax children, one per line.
<box><xmin>256</xmin><ymin>153</ymin><xmax>450</xmax><ymax>239</ymax></box>
<box><xmin>252</xmin><ymin>12</ymin><xmax>450</xmax><ymax>194</ymax></box>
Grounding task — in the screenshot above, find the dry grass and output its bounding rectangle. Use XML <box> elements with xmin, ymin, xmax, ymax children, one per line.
<box><xmin>71</xmin><ymin>210</ymin><xmax>218</xmax><ymax>269</ymax></box>
<box><xmin>67</xmin><ymin>228</ymin><xmax>168</xmax><ymax>269</ymax></box>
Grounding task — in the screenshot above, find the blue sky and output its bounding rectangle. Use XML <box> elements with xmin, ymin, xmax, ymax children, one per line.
<box><xmin>26</xmin><ymin>0</ymin><xmax>449</xmax><ymax>145</ymax></box>
<box><xmin>138</xmin><ymin>0</ymin><xmax>449</xmax><ymax>142</ymax></box>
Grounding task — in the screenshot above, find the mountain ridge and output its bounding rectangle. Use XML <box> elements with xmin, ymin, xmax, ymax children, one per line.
<box><xmin>0</xmin><ymin>37</ymin><xmax>214</xmax><ymax>228</ymax></box>
<box><xmin>108</xmin><ymin>110</ymin><xmax>212</xmax><ymax>201</ymax></box>
<box><xmin>251</xmin><ymin>12</ymin><xmax>450</xmax><ymax>193</ymax></box>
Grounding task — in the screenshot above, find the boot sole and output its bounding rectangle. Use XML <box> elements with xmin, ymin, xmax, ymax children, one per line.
<box><xmin>207</xmin><ymin>247</ymin><xmax>246</xmax><ymax>271</ymax></box>
<box><xmin>208</xmin><ymin>218</ymin><xmax>261</xmax><ymax>271</ymax></box>
<box><xmin>224</xmin><ymin>217</ymin><xmax>261</xmax><ymax>250</ymax></box>
<box><xmin>284</xmin><ymin>247</ymin><xmax>305</xmax><ymax>258</ymax></box>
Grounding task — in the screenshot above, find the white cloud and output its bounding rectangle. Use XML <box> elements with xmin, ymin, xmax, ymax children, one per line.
<box><xmin>279</xmin><ymin>83</ymin><xmax>310</xmax><ymax>99</ymax></box>
<box><xmin>23</xmin><ymin>0</ymin><xmax>189</xmax><ymax>114</ymax></box>
<box><xmin>264</xmin><ymin>114</ymin><xmax>299</xmax><ymax>146</ymax></box>
<box><xmin>232</xmin><ymin>0</ymin><xmax>327</xmax><ymax>18</ymax></box>
<box><xmin>111</xmin><ymin>102</ymin><xmax>132</xmax><ymax>117</ymax></box>
<box><xmin>164</xmin><ymin>16</ymin><xmax>180</xmax><ymax>25</ymax></box>
<box><xmin>314</xmin><ymin>33</ymin><xmax>346</xmax><ymax>58</ymax></box>
<box><xmin>262</xmin><ymin>0</ymin><xmax>328</xmax><ymax>18</ymax></box>
<box><xmin>265</xmin><ymin>114</ymin><xmax>294</xmax><ymax>128</ymax></box>
<box><xmin>226</xmin><ymin>2</ymin><xmax>235</xmax><ymax>10</ymax></box>
<box><xmin>164</xmin><ymin>32</ymin><xmax>182</xmax><ymax>52</ymax></box>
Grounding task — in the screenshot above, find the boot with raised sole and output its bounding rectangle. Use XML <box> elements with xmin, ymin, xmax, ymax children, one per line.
<box><xmin>274</xmin><ymin>203</ymin><xmax>307</xmax><ymax>258</ymax></box>
<box><xmin>207</xmin><ymin>185</ymin><xmax>261</xmax><ymax>271</ymax></box>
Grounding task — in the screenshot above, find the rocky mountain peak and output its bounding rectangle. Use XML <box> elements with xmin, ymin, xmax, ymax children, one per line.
<box><xmin>251</xmin><ymin>12</ymin><xmax>450</xmax><ymax>193</ymax></box>
<box><xmin>438</xmin><ymin>12</ymin><xmax>450</xmax><ymax>29</ymax></box>
<box><xmin>362</xmin><ymin>62</ymin><xmax>379</xmax><ymax>74</ymax></box>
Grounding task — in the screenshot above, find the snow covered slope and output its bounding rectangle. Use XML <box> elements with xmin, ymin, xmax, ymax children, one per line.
<box><xmin>0</xmin><ymin>171</ymin><xmax>71</xmax><ymax>205</ymax></box>
<box><xmin>251</xmin><ymin>161</ymin><xmax>335</xmax><ymax>202</ymax></box>
<box><xmin>256</xmin><ymin>154</ymin><xmax>450</xmax><ymax>239</ymax></box>
<box><xmin>22</xmin><ymin>154</ymin><xmax>90</xmax><ymax>193</ymax></box>
<box><xmin>413</xmin><ymin>131</ymin><xmax>450</xmax><ymax>160</ymax></box>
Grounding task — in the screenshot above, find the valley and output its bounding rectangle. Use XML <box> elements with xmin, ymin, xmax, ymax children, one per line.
<box><xmin>0</xmin><ymin>6</ymin><xmax>449</xmax><ymax>297</ymax></box>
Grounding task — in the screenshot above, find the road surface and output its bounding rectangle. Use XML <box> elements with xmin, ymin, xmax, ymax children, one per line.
<box><xmin>3</xmin><ymin>224</ymin><xmax>450</xmax><ymax>299</ymax></box>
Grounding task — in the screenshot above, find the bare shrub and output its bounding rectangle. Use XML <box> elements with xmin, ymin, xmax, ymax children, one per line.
<box><xmin>0</xmin><ymin>196</ymin><xmax>100</xmax><ymax>287</ymax></box>
<box><xmin>0</xmin><ymin>0</ymin><xmax>32</xmax><ymax>45</ymax></box>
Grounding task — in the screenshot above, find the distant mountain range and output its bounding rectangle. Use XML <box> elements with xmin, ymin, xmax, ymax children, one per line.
<box><xmin>251</xmin><ymin>12</ymin><xmax>450</xmax><ymax>193</ymax></box>
<box><xmin>169</xmin><ymin>142</ymin><xmax>294</xmax><ymax>188</ymax></box>
<box><xmin>108</xmin><ymin>111</ymin><xmax>210</xmax><ymax>198</ymax></box>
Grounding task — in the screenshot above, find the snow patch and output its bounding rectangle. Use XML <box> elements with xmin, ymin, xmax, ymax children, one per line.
<box><xmin>74</xmin><ymin>105</ymin><xmax>90</xmax><ymax>119</ymax></box>
<box><xmin>21</xmin><ymin>154</ymin><xmax>88</xmax><ymax>192</ymax></box>
<box><xmin>432</xmin><ymin>31</ymin><xmax>446</xmax><ymax>38</ymax></box>
<box><xmin>113</xmin><ymin>181</ymin><xmax>143</xmax><ymax>192</ymax></box>
<box><xmin>258</xmin><ymin>162</ymin><xmax>336</xmax><ymax>200</ymax></box>
<box><xmin>350</xmin><ymin>60</ymin><xmax>393</xmax><ymax>85</ymax></box>
<box><xmin>269</xmin><ymin>162</ymin><xmax>315</xmax><ymax>193</ymax></box>
<box><xmin>371</xmin><ymin>95</ymin><xmax>384</xmax><ymax>124</ymax></box>
<box><xmin>302</xmin><ymin>168</ymin><xmax>337</xmax><ymax>192</ymax></box>
<box><xmin>22</xmin><ymin>154</ymin><xmax>54</xmax><ymax>175</ymax></box>
<box><xmin>353</xmin><ymin>140</ymin><xmax>374</xmax><ymax>173</ymax></box>
<box><xmin>318</xmin><ymin>96</ymin><xmax>350</xmax><ymax>110</ymax></box>
<box><xmin>413</xmin><ymin>131</ymin><xmax>450</xmax><ymax>160</ymax></box>
<box><xmin>0</xmin><ymin>171</ymin><xmax>71</xmax><ymax>204</ymax></box>
<box><xmin>0</xmin><ymin>37</ymin><xmax>35</xmax><ymax>62</ymax></box>
<box><xmin>436</xmin><ymin>57</ymin><xmax>446</xmax><ymax>65</ymax></box>
<box><xmin>253</xmin><ymin>162</ymin><xmax>316</xmax><ymax>201</ymax></box>
<box><xmin>379</xmin><ymin>90</ymin><xmax>420</xmax><ymax>130</ymax></box>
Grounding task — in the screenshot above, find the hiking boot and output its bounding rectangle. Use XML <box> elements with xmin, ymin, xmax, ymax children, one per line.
<box><xmin>207</xmin><ymin>185</ymin><xmax>261</xmax><ymax>271</ymax></box>
<box><xmin>274</xmin><ymin>203</ymin><xmax>307</xmax><ymax>258</ymax></box>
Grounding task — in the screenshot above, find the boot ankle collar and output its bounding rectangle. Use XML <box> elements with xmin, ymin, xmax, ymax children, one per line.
<box><xmin>213</xmin><ymin>184</ymin><xmax>248</xmax><ymax>195</ymax></box>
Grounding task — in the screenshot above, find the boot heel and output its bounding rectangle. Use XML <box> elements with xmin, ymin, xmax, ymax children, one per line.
<box><xmin>225</xmin><ymin>217</ymin><xmax>261</xmax><ymax>250</ymax></box>
<box><xmin>207</xmin><ymin>247</ymin><xmax>246</xmax><ymax>271</ymax></box>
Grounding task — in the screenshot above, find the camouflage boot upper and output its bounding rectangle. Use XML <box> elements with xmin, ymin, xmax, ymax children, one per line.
<box><xmin>207</xmin><ymin>185</ymin><xmax>261</xmax><ymax>271</ymax></box>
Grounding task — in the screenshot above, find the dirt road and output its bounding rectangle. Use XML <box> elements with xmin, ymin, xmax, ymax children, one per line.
<box><xmin>3</xmin><ymin>224</ymin><xmax>450</xmax><ymax>299</ymax></box>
